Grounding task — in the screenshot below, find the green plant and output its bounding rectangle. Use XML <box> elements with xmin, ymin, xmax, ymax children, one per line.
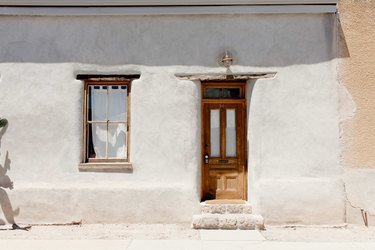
<box><xmin>0</xmin><ymin>118</ymin><xmax>8</xmax><ymax>128</ymax></box>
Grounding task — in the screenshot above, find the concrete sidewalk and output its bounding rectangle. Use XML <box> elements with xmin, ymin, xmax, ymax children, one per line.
<box><xmin>2</xmin><ymin>239</ymin><xmax>375</xmax><ymax>250</ymax></box>
<box><xmin>2</xmin><ymin>230</ymin><xmax>375</xmax><ymax>250</ymax></box>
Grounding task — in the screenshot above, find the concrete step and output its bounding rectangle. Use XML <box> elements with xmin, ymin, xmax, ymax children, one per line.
<box><xmin>200</xmin><ymin>203</ymin><xmax>252</xmax><ymax>214</ymax></box>
<box><xmin>192</xmin><ymin>214</ymin><xmax>264</xmax><ymax>230</ymax></box>
<box><xmin>193</xmin><ymin>202</ymin><xmax>264</xmax><ymax>230</ymax></box>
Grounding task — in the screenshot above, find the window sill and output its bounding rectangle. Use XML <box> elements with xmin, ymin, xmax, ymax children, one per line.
<box><xmin>79</xmin><ymin>162</ymin><xmax>133</xmax><ymax>173</ymax></box>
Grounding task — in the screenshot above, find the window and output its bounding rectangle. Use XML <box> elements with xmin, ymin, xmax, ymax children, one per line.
<box><xmin>205</xmin><ymin>87</ymin><xmax>242</xmax><ymax>99</ymax></box>
<box><xmin>202</xmin><ymin>82</ymin><xmax>245</xmax><ymax>99</ymax></box>
<box><xmin>80</xmin><ymin>78</ymin><xmax>132</xmax><ymax>171</ymax></box>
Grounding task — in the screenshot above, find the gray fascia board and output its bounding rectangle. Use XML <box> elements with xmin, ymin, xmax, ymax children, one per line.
<box><xmin>0</xmin><ymin>5</ymin><xmax>338</xmax><ymax>16</ymax></box>
<box><xmin>0</xmin><ymin>0</ymin><xmax>339</xmax><ymax>7</ymax></box>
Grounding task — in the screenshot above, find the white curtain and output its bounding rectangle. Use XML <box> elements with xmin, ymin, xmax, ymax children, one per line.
<box><xmin>91</xmin><ymin>86</ymin><xmax>127</xmax><ymax>159</ymax></box>
<box><xmin>91</xmin><ymin>87</ymin><xmax>107</xmax><ymax>159</ymax></box>
<box><xmin>108</xmin><ymin>86</ymin><xmax>127</xmax><ymax>158</ymax></box>
<box><xmin>108</xmin><ymin>123</ymin><xmax>127</xmax><ymax>158</ymax></box>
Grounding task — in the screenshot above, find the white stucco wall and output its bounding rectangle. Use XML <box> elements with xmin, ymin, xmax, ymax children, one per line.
<box><xmin>0</xmin><ymin>13</ymin><xmax>342</xmax><ymax>225</ymax></box>
<box><xmin>247</xmin><ymin>61</ymin><xmax>344</xmax><ymax>225</ymax></box>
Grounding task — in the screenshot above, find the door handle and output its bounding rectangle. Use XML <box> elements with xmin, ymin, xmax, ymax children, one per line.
<box><xmin>204</xmin><ymin>153</ymin><xmax>209</xmax><ymax>164</ymax></box>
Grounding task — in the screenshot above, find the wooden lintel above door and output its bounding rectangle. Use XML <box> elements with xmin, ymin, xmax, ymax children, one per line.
<box><xmin>175</xmin><ymin>72</ymin><xmax>276</xmax><ymax>81</ymax></box>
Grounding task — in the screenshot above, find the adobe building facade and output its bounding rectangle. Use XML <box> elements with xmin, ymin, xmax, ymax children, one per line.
<box><xmin>0</xmin><ymin>0</ymin><xmax>370</xmax><ymax>226</ymax></box>
<box><xmin>338</xmin><ymin>0</ymin><xmax>375</xmax><ymax>226</ymax></box>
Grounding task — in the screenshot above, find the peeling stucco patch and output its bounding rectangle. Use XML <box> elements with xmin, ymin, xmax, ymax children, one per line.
<box><xmin>337</xmin><ymin>82</ymin><xmax>356</xmax><ymax>167</ymax></box>
<box><xmin>338</xmin><ymin>84</ymin><xmax>356</xmax><ymax>123</ymax></box>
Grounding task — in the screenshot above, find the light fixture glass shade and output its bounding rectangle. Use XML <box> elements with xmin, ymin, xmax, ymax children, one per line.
<box><xmin>221</xmin><ymin>51</ymin><xmax>233</xmax><ymax>68</ymax></box>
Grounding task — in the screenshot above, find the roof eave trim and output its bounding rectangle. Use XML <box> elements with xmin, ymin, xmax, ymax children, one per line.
<box><xmin>0</xmin><ymin>5</ymin><xmax>338</xmax><ymax>16</ymax></box>
<box><xmin>0</xmin><ymin>0</ymin><xmax>339</xmax><ymax>7</ymax></box>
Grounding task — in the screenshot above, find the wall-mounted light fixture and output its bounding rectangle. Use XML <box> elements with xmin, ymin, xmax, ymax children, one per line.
<box><xmin>221</xmin><ymin>51</ymin><xmax>233</xmax><ymax>69</ymax></box>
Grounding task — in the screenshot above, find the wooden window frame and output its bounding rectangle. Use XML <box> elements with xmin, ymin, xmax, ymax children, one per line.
<box><xmin>80</xmin><ymin>78</ymin><xmax>132</xmax><ymax>172</ymax></box>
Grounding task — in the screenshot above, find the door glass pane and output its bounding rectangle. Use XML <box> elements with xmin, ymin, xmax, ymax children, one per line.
<box><xmin>210</xmin><ymin>109</ymin><xmax>220</xmax><ymax>157</ymax></box>
<box><xmin>223</xmin><ymin>88</ymin><xmax>241</xmax><ymax>98</ymax></box>
<box><xmin>226</xmin><ymin>109</ymin><xmax>236</xmax><ymax>157</ymax></box>
<box><xmin>107</xmin><ymin>123</ymin><xmax>127</xmax><ymax>158</ymax></box>
<box><xmin>108</xmin><ymin>86</ymin><xmax>127</xmax><ymax>121</ymax></box>
<box><xmin>205</xmin><ymin>88</ymin><xmax>221</xmax><ymax>98</ymax></box>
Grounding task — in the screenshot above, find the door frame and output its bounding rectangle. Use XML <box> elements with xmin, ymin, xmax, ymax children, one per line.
<box><xmin>200</xmin><ymin>81</ymin><xmax>248</xmax><ymax>201</ymax></box>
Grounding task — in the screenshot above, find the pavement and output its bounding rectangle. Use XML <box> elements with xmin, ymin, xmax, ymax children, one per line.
<box><xmin>2</xmin><ymin>229</ymin><xmax>375</xmax><ymax>250</ymax></box>
<box><xmin>3</xmin><ymin>240</ymin><xmax>375</xmax><ymax>250</ymax></box>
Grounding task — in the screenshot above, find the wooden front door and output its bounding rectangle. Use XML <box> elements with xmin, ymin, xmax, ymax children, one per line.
<box><xmin>201</xmin><ymin>82</ymin><xmax>246</xmax><ymax>201</ymax></box>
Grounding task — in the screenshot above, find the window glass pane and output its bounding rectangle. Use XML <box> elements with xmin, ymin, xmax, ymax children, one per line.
<box><xmin>223</xmin><ymin>88</ymin><xmax>241</xmax><ymax>98</ymax></box>
<box><xmin>205</xmin><ymin>88</ymin><xmax>241</xmax><ymax>98</ymax></box>
<box><xmin>86</xmin><ymin>83</ymin><xmax>129</xmax><ymax>161</ymax></box>
<box><xmin>87</xmin><ymin>124</ymin><xmax>96</xmax><ymax>159</ymax></box>
<box><xmin>107</xmin><ymin>123</ymin><xmax>127</xmax><ymax>159</ymax></box>
<box><xmin>89</xmin><ymin>86</ymin><xmax>107</xmax><ymax>121</ymax></box>
<box><xmin>205</xmin><ymin>88</ymin><xmax>221</xmax><ymax>98</ymax></box>
<box><xmin>89</xmin><ymin>123</ymin><xmax>107</xmax><ymax>159</ymax></box>
<box><xmin>210</xmin><ymin>109</ymin><xmax>220</xmax><ymax>157</ymax></box>
<box><xmin>226</xmin><ymin>109</ymin><xmax>236</xmax><ymax>157</ymax></box>
<box><xmin>108</xmin><ymin>86</ymin><xmax>127</xmax><ymax>121</ymax></box>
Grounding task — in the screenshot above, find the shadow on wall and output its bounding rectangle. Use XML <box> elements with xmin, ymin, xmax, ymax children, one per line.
<box><xmin>0</xmin><ymin>124</ymin><xmax>30</xmax><ymax>230</ymax></box>
<box><xmin>245</xmin><ymin>80</ymin><xmax>256</xmax><ymax>205</ymax></box>
<box><xmin>338</xmin><ymin>14</ymin><xmax>350</xmax><ymax>58</ymax></box>
<box><xmin>0</xmin><ymin>14</ymin><xmax>349</xmax><ymax>66</ymax></box>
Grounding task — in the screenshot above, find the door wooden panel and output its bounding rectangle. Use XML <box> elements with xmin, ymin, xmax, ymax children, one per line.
<box><xmin>202</xmin><ymin>101</ymin><xmax>246</xmax><ymax>201</ymax></box>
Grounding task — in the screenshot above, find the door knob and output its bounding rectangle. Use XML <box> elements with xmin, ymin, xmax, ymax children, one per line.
<box><xmin>204</xmin><ymin>153</ymin><xmax>209</xmax><ymax>164</ymax></box>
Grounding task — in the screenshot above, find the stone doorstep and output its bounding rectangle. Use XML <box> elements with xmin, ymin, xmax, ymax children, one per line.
<box><xmin>192</xmin><ymin>214</ymin><xmax>265</xmax><ymax>230</ymax></box>
<box><xmin>200</xmin><ymin>203</ymin><xmax>252</xmax><ymax>214</ymax></box>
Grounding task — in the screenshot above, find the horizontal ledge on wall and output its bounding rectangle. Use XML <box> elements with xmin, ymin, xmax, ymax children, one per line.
<box><xmin>76</xmin><ymin>74</ymin><xmax>141</xmax><ymax>80</ymax></box>
<box><xmin>175</xmin><ymin>72</ymin><xmax>277</xmax><ymax>81</ymax></box>
<box><xmin>0</xmin><ymin>5</ymin><xmax>337</xmax><ymax>16</ymax></box>
<box><xmin>78</xmin><ymin>163</ymin><xmax>133</xmax><ymax>173</ymax></box>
